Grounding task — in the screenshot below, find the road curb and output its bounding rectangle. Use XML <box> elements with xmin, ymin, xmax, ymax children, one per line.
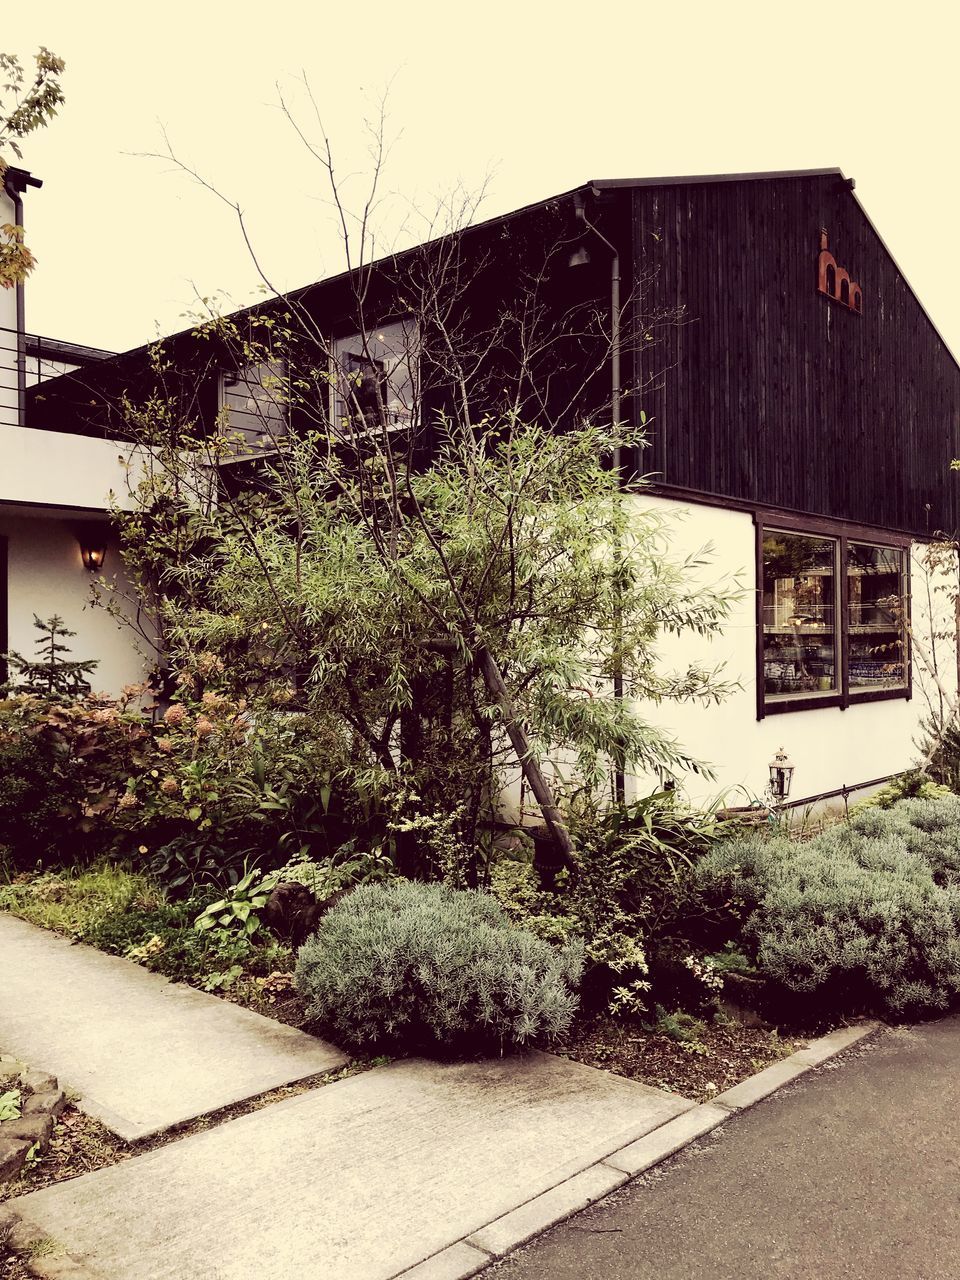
<box><xmin>394</xmin><ymin>1019</ymin><xmax>880</xmax><ymax>1280</ymax></box>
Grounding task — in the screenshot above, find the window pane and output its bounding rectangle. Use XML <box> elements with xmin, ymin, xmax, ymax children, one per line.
<box><xmin>332</xmin><ymin>320</ymin><xmax>418</xmax><ymax>438</ymax></box>
<box><xmin>762</xmin><ymin>532</ymin><xmax>838</xmax><ymax>701</ymax></box>
<box><xmin>847</xmin><ymin>543</ymin><xmax>907</xmax><ymax>690</ymax></box>
<box><xmin>222</xmin><ymin>360</ymin><xmax>287</xmax><ymax>454</ymax></box>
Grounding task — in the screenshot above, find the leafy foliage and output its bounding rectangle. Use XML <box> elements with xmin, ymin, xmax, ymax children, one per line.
<box><xmin>0</xmin><ymin>46</ymin><xmax>66</xmax><ymax>288</ymax></box>
<box><xmin>0</xmin><ymin>1088</ymin><xmax>22</xmax><ymax>1122</ymax></box>
<box><xmin>695</xmin><ymin>796</ymin><xmax>960</xmax><ymax>1018</ymax></box>
<box><xmin>491</xmin><ymin>790</ymin><xmax>736</xmax><ymax>1014</ymax></box>
<box><xmin>110</xmin><ymin>367</ymin><xmax>739</xmax><ymax>882</ymax></box>
<box><xmin>194</xmin><ymin>863</ymin><xmax>274</xmax><ymax>938</ymax></box>
<box><xmin>295</xmin><ymin>879</ymin><xmax>585</xmax><ymax>1050</ymax></box>
<box><xmin>0</xmin><ymin>690</ymin><xmax>149</xmax><ymax>871</ymax></box>
<box><xmin>0</xmin><ymin>708</ymin><xmax>80</xmax><ymax>872</ymax></box>
<box><xmin>851</xmin><ymin>770</ymin><xmax>952</xmax><ymax>812</ymax></box>
<box><xmin>0</xmin><ymin>862</ymin><xmax>276</xmax><ymax>985</ymax></box>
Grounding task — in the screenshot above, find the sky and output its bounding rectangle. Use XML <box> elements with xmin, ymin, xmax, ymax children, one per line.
<box><xmin>5</xmin><ymin>1</ymin><xmax>960</xmax><ymax>357</ymax></box>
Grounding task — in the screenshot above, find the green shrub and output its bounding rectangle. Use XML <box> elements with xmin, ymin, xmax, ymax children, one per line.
<box><xmin>295</xmin><ymin>880</ymin><xmax>585</xmax><ymax>1050</ymax></box>
<box><xmin>696</xmin><ymin>796</ymin><xmax>960</xmax><ymax>1018</ymax></box>
<box><xmin>0</xmin><ymin>713</ymin><xmax>81</xmax><ymax>870</ymax></box>
<box><xmin>490</xmin><ymin>790</ymin><xmax>735</xmax><ymax>1016</ymax></box>
<box><xmin>851</xmin><ymin>771</ymin><xmax>952</xmax><ymax>812</ymax></box>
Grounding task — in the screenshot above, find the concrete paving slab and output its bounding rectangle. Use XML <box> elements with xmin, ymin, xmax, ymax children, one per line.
<box><xmin>10</xmin><ymin>1052</ymin><xmax>691</xmax><ymax>1280</ymax></box>
<box><xmin>0</xmin><ymin>913</ymin><xmax>346</xmax><ymax>1140</ymax></box>
<box><xmin>466</xmin><ymin>1163</ymin><xmax>628</xmax><ymax>1257</ymax></box>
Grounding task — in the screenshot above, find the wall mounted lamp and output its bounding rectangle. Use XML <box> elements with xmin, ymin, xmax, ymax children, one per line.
<box><xmin>77</xmin><ymin>528</ymin><xmax>109</xmax><ymax>573</ymax></box>
<box><xmin>768</xmin><ymin>747</ymin><xmax>795</xmax><ymax>803</ymax></box>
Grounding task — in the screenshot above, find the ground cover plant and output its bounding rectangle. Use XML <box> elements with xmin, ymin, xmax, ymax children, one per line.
<box><xmin>295</xmin><ymin>879</ymin><xmax>585</xmax><ymax>1051</ymax></box>
<box><xmin>0</xmin><ymin>864</ymin><xmax>288</xmax><ymax>988</ymax></box>
<box><xmin>490</xmin><ymin>789</ymin><xmax>739</xmax><ymax>1017</ymax></box>
<box><xmin>695</xmin><ymin>793</ymin><xmax>960</xmax><ymax>1019</ymax></box>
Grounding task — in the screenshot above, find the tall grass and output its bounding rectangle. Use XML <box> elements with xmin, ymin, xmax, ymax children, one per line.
<box><xmin>0</xmin><ymin>864</ymin><xmax>165</xmax><ymax>939</ymax></box>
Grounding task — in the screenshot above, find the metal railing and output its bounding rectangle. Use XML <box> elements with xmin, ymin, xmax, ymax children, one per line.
<box><xmin>0</xmin><ymin>324</ymin><xmax>114</xmax><ymax>428</ymax></box>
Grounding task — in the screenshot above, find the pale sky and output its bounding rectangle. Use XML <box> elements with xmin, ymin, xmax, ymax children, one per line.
<box><xmin>6</xmin><ymin>1</ymin><xmax>960</xmax><ymax>357</ymax></box>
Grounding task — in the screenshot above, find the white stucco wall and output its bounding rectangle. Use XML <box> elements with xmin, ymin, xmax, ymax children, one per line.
<box><xmin>1</xmin><ymin>512</ymin><xmax>153</xmax><ymax>696</ymax></box>
<box><xmin>625</xmin><ymin>494</ymin><xmax>958</xmax><ymax>808</ymax></box>
<box><xmin>0</xmin><ymin>424</ymin><xmax>143</xmax><ymax>511</ymax></box>
<box><xmin>0</xmin><ymin>184</ymin><xmax>18</xmax><ymax>427</ymax></box>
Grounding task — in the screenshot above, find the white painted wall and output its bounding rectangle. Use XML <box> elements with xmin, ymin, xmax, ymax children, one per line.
<box><xmin>0</xmin><ymin>424</ymin><xmax>143</xmax><ymax>510</ymax></box>
<box><xmin>0</xmin><ymin>184</ymin><xmax>19</xmax><ymax>427</ymax></box>
<box><xmin>1</xmin><ymin>511</ymin><xmax>153</xmax><ymax>696</ymax></box>
<box><xmin>625</xmin><ymin>494</ymin><xmax>958</xmax><ymax>808</ymax></box>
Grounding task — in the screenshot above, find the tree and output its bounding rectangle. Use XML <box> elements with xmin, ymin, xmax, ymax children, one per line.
<box><xmin>1</xmin><ymin>614</ymin><xmax>98</xmax><ymax>698</ymax></box>
<box><xmin>0</xmin><ymin>46</ymin><xmax>66</xmax><ymax>289</ymax></box>
<box><xmin>93</xmin><ymin>105</ymin><xmax>738</xmax><ymax>882</ymax></box>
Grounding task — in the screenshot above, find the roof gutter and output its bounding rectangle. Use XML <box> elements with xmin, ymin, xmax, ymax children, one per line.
<box><xmin>3</xmin><ymin>166</ymin><xmax>43</xmax><ymax>426</ymax></box>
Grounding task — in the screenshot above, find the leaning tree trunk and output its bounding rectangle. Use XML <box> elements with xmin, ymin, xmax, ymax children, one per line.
<box><xmin>474</xmin><ymin>645</ymin><xmax>576</xmax><ymax>872</ymax></box>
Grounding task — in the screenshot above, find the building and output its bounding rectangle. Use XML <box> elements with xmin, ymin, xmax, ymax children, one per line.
<box><xmin>6</xmin><ymin>166</ymin><xmax>959</xmax><ymax>808</ymax></box>
<box><xmin>1</xmin><ymin>166</ymin><xmax>147</xmax><ymax>696</ymax></box>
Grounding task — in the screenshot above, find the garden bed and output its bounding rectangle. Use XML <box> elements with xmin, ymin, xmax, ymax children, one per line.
<box><xmin>555</xmin><ymin>1013</ymin><xmax>805</xmax><ymax>1102</ymax></box>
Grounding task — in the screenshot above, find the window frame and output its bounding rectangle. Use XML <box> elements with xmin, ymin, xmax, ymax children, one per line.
<box><xmin>329</xmin><ymin>318</ymin><xmax>419</xmax><ymax>443</ymax></box>
<box><xmin>754</xmin><ymin>511</ymin><xmax>911</xmax><ymax>720</ymax></box>
<box><xmin>218</xmin><ymin>359</ymin><xmax>289</xmax><ymax>464</ymax></box>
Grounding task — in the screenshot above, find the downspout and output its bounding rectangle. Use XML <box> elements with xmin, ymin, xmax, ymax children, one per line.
<box><xmin>3</xmin><ymin>168</ymin><xmax>43</xmax><ymax>427</ymax></box>
<box><xmin>573</xmin><ymin>192</ymin><xmax>625</xmax><ymax>805</ymax></box>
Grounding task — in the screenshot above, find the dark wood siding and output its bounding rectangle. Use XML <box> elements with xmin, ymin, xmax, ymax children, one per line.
<box><xmin>632</xmin><ymin>174</ymin><xmax>960</xmax><ymax>537</ymax></box>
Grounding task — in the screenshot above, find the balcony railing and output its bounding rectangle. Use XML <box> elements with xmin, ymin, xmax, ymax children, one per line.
<box><xmin>0</xmin><ymin>324</ymin><xmax>114</xmax><ymax>428</ymax></box>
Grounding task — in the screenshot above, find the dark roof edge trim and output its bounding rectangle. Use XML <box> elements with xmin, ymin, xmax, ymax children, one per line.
<box><xmin>590</xmin><ymin>167</ymin><xmax>844</xmax><ymax>190</ymax></box>
<box><xmin>25</xmin><ymin>333</ymin><xmax>116</xmax><ymax>363</ymax></box>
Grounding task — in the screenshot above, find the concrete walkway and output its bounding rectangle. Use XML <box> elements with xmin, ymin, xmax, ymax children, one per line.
<box><xmin>488</xmin><ymin>1018</ymin><xmax>960</xmax><ymax>1279</ymax></box>
<box><xmin>5</xmin><ymin>1053</ymin><xmax>691</xmax><ymax>1280</ymax></box>
<box><xmin>0</xmin><ymin>913</ymin><xmax>346</xmax><ymax>1139</ymax></box>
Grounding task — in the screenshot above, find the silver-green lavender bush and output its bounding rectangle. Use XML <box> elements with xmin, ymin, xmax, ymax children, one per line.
<box><xmin>696</xmin><ymin>796</ymin><xmax>960</xmax><ymax>1018</ymax></box>
<box><xmin>294</xmin><ymin>880</ymin><xmax>585</xmax><ymax>1049</ymax></box>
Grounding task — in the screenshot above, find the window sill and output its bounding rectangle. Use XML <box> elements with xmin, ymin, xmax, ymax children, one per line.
<box><xmin>761</xmin><ymin>686</ymin><xmax>910</xmax><ymax>716</ymax></box>
<box><xmin>763</xmin><ymin>693</ymin><xmax>843</xmax><ymax>716</ymax></box>
<box><xmin>848</xmin><ymin>686</ymin><xmax>911</xmax><ymax>706</ymax></box>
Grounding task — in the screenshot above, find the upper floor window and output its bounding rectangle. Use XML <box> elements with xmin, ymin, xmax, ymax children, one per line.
<box><xmin>331</xmin><ymin>319</ymin><xmax>418</xmax><ymax>441</ymax></box>
<box><xmin>760</xmin><ymin>523</ymin><xmax>908</xmax><ymax>715</ymax></box>
<box><xmin>220</xmin><ymin>360</ymin><xmax>288</xmax><ymax>459</ymax></box>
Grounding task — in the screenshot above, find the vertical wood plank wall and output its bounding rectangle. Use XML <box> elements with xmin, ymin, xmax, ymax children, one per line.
<box><xmin>632</xmin><ymin>174</ymin><xmax>960</xmax><ymax>538</ymax></box>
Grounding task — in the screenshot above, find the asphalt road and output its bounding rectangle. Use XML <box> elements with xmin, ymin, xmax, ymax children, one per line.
<box><xmin>488</xmin><ymin>1018</ymin><xmax>960</xmax><ymax>1280</ymax></box>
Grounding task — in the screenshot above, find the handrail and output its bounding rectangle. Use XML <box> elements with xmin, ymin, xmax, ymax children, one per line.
<box><xmin>0</xmin><ymin>324</ymin><xmax>112</xmax><ymax>428</ymax></box>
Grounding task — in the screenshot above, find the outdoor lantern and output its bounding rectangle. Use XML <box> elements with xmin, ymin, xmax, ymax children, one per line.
<box><xmin>78</xmin><ymin>531</ymin><xmax>108</xmax><ymax>573</ymax></box>
<box><xmin>768</xmin><ymin>747</ymin><xmax>795</xmax><ymax>802</ymax></box>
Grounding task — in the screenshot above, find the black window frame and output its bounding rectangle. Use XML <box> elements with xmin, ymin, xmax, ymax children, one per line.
<box><xmin>0</xmin><ymin>533</ymin><xmax>7</xmax><ymax>689</ymax></box>
<box><xmin>755</xmin><ymin>512</ymin><xmax>911</xmax><ymax>720</ymax></box>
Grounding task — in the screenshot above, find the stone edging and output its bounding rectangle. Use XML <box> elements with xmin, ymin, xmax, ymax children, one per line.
<box><xmin>0</xmin><ymin>1055</ymin><xmax>67</xmax><ymax>1189</ymax></box>
<box><xmin>392</xmin><ymin>1022</ymin><xmax>880</xmax><ymax>1280</ymax></box>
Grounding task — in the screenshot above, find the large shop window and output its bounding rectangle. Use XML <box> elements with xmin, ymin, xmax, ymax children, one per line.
<box><xmin>760</xmin><ymin>525</ymin><xmax>908</xmax><ymax>715</ymax></box>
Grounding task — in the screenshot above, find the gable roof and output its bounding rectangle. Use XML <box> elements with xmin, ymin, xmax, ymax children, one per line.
<box><xmin>32</xmin><ymin>167</ymin><xmax>958</xmax><ymax>381</ymax></box>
